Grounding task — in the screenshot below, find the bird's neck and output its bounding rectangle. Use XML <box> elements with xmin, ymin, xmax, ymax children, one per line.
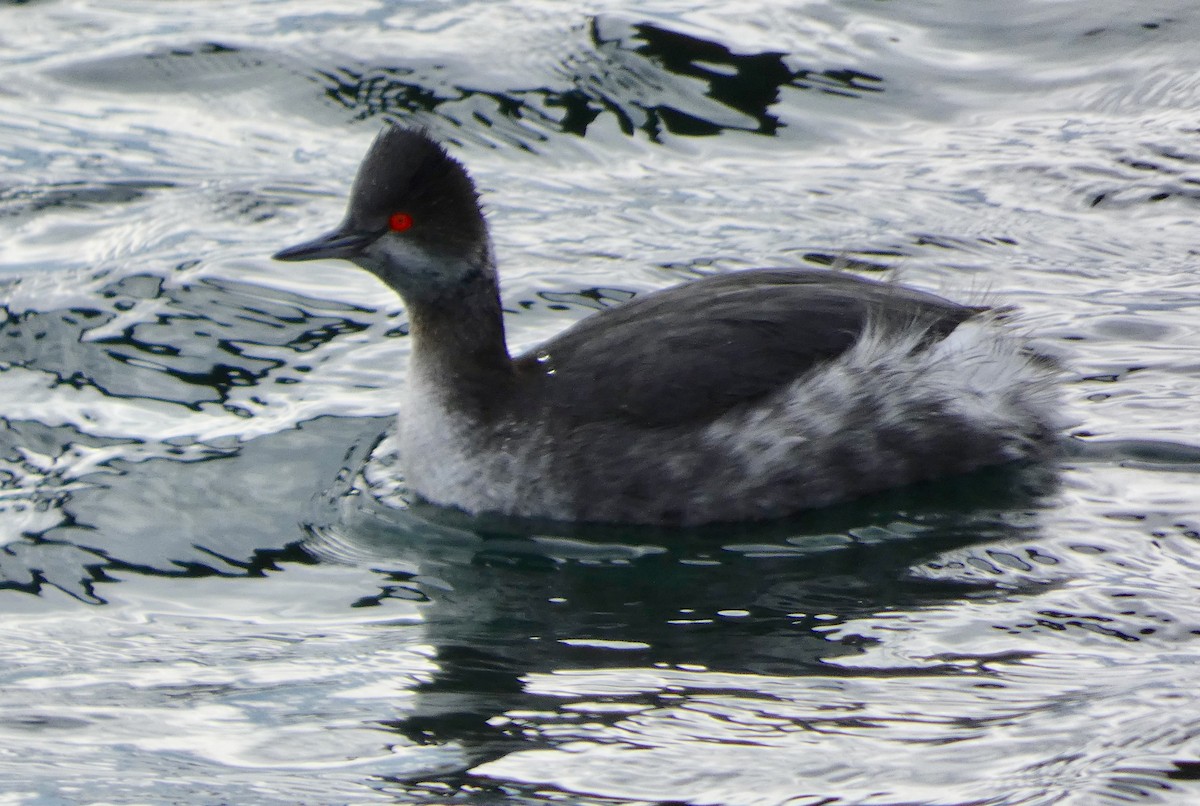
<box><xmin>404</xmin><ymin>269</ymin><xmax>514</xmax><ymax>414</ymax></box>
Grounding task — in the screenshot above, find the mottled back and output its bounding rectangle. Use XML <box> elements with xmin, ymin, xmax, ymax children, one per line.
<box><xmin>514</xmin><ymin>269</ymin><xmax>982</xmax><ymax>427</ymax></box>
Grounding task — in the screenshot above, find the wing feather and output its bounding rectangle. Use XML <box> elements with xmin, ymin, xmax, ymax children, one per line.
<box><xmin>513</xmin><ymin>269</ymin><xmax>981</xmax><ymax>426</ymax></box>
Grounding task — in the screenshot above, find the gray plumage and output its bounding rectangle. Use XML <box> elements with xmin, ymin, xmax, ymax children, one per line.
<box><xmin>275</xmin><ymin>125</ymin><xmax>1063</xmax><ymax>526</ymax></box>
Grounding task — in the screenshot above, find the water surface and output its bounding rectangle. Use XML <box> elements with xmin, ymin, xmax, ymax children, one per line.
<box><xmin>2</xmin><ymin>1</ymin><xmax>1200</xmax><ymax>803</ymax></box>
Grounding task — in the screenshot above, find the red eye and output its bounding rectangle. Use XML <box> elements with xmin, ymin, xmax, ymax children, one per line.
<box><xmin>388</xmin><ymin>212</ymin><xmax>414</xmax><ymax>232</ymax></box>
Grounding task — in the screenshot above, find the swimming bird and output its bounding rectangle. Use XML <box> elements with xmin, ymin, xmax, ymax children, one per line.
<box><xmin>274</xmin><ymin>126</ymin><xmax>1061</xmax><ymax>526</ymax></box>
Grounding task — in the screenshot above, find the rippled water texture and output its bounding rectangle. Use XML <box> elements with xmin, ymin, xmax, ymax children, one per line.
<box><xmin>3</xmin><ymin>1</ymin><xmax>1200</xmax><ymax>803</ymax></box>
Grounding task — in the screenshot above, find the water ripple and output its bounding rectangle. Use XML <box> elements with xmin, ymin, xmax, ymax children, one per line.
<box><xmin>2</xmin><ymin>0</ymin><xmax>1200</xmax><ymax>803</ymax></box>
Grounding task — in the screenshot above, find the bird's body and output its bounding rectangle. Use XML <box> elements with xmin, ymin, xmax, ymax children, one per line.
<box><xmin>275</xmin><ymin>126</ymin><xmax>1062</xmax><ymax>526</ymax></box>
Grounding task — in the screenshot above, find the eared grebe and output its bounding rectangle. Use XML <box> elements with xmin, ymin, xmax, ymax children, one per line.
<box><xmin>274</xmin><ymin>126</ymin><xmax>1061</xmax><ymax>526</ymax></box>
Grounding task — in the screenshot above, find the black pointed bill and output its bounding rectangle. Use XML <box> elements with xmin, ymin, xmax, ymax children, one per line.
<box><xmin>272</xmin><ymin>227</ymin><xmax>375</xmax><ymax>262</ymax></box>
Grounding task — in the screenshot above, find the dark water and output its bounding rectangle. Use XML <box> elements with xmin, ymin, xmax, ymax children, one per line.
<box><xmin>3</xmin><ymin>1</ymin><xmax>1200</xmax><ymax>803</ymax></box>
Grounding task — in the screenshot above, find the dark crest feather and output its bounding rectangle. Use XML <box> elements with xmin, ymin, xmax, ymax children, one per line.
<box><xmin>346</xmin><ymin>126</ymin><xmax>486</xmax><ymax>255</ymax></box>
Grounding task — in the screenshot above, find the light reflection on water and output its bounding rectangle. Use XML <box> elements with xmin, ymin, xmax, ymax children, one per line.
<box><xmin>2</xmin><ymin>0</ymin><xmax>1200</xmax><ymax>803</ymax></box>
